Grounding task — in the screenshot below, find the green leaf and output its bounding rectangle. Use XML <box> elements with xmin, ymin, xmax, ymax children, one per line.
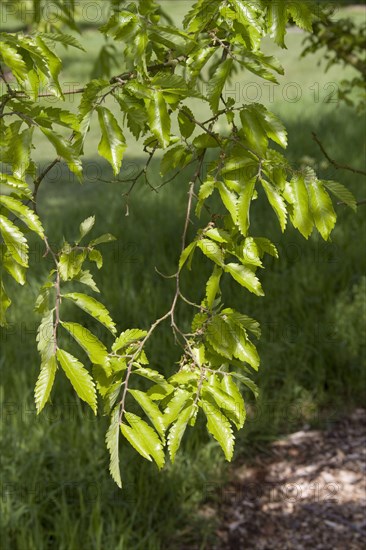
<box><xmin>230</xmin><ymin>372</ymin><xmax>259</xmax><ymax>398</ymax></box>
<box><xmin>129</xmin><ymin>389</ymin><xmax>165</xmax><ymax>440</ymax></box>
<box><xmin>236</xmin><ymin>177</ymin><xmax>256</xmax><ymax>236</ymax></box>
<box><xmin>196</xmin><ymin>177</ymin><xmax>215</xmax><ymax>217</ymax></box>
<box><xmin>1</xmin><ymin>247</ymin><xmax>26</xmax><ymax>285</ymax></box>
<box><xmin>61</xmin><ymin>322</ymin><xmax>109</xmax><ymax>366</ymax></box>
<box><xmin>224</xmin><ymin>263</ymin><xmax>264</xmax><ymax>296</ymax></box>
<box><xmin>261</xmin><ymin>108</ymin><xmax>288</xmax><ymax>149</ymax></box>
<box><xmin>0</xmin><ymin>195</ymin><xmax>44</xmax><ymax>239</ymax></box>
<box><xmin>96</xmin><ymin>106</ymin><xmax>126</xmax><ymax>175</ymax></box>
<box><xmin>89</xmin><ymin>249</ymin><xmax>103</xmax><ymax>269</ymax></box>
<box><xmin>253</xmin><ymin>237</ymin><xmax>278</xmax><ymax>259</ymax></box>
<box><xmin>169</xmin><ymin>370</ymin><xmax>199</xmax><ymax>387</ymax></box>
<box><xmin>0</xmin><ymin>281</ymin><xmax>11</xmax><ymax>327</ymax></box>
<box><xmin>322</xmin><ymin>180</ymin><xmax>357</xmax><ymax>212</ymax></box>
<box><xmin>222</xmin><ymin>316</ymin><xmax>260</xmax><ymax>369</ymax></box>
<box><xmin>112</xmin><ymin>329</ymin><xmax>147</xmax><ymax>353</ymax></box>
<box><xmin>41</xmin><ymin>33</ymin><xmax>86</xmax><ymax>51</ymax></box>
<box><xmin>207</xmin><ymin>58</ymin><xmax>233</xmax><ymax>113</ymax></box>
<box><xmin>77</xmin><ymin>216</ymin><xmax>95</xmax><ymax>244</ymax></box>
<box><xmin>289</xmin><ymin>174</ymin><xmax>314</xmax><ymax>239</ymax></box>
<box><xmin>178</xmin><ymin>106</ymin><xmax>195</xmax><ymax>138</ymax></box>
<box><xmin>89</xmin><ymin>234</ymin><xmax>116</xmax><ymax>246</ymax></box>
<box><xmin>10</xmin><ymin>127</ymin><xmax>34</xmax><ymax>178</ymax></box>
<box><xmin>147</xmin><ymin>383</ymin><xmax>174</xmax><ymax>401</ymax></box>
<box><xmin>224</xmin><ymin>309</ymin><xmax>261</xmax><ymax>338</ymax></box>
<box><xmin>58</xmin><ymin>249</ymin><xmax>86</xmax><ymax>281</ymax></box>
<box><xmin>0</xmin><ymin>215</ymin><xmax>28</xmax><ymax>267</ymax></box>
<box><xmin>163</xmin><ymin>388</ymin><xmax>191</xmax><ymax>429</ymax></box>
<box><xmin>179</xmin><ymin>241</ymin><xmax>197</xmax><ymax>271</ymax></box>
<box><xmin>260</xmin><ymin>179</ymin><xmax>287</xmax><ymax>232</ymax></box>
<box><xmin>197</xmin><ymin>238</ymin><xmax>225</xmax><ymax>267</ymax></box>
<box><xmin>0</xmin><ymin>175</ymin><xmax>32</xmax><ymax>199</ymax></box>
<box><xmin>221</xmin><ymin>375</ymin><xmax>246</xmax><ymax>429</ymax></box>
<box><xmin>308</xmin><ymin>179</ymin><xmax>336</xmax><ymax>240</ymax></box>
<box><xmin>122</xmin><ymin>412</ymin><xmax>165</xmax><ymax>469</ymax></box>
<box><xmin>37</xmin><ymin>310</ymin><xmax>55</xmax><ymax>362</ymax></box>
<box><xmin>160</xmin><ymin>144</ymin><xmax>191</xmax><ymax>176</ymax></box>
<box><xmin>40</xmin><ymin>127</ymin><xmax>82</xmax><ymax>177</ymax></box>
<box><xmin>203</xmin><ymin>377</ymin><xmax>244</xmax><ymax>429</ymax></box>
<box><xmin>133</xmin><ymin>367</ymin><xmax>171</xmax><ymax>390</ymax></box>
<box><xmin>216</xmin><ymin>181</ymin><xmax>238</xmax><ymax>224</ymax></box>
<box><xmin>287</xmin><ymin>3</ymin><xmax>314</xmax><ymax>32</ymax></box>
<box><xmin>206</xmin><ymin>265</ymin><xmax>223</xmax><ymax>309</ymax></box>
<box><xmin>34</xmin><ymin>355</ymin><xmax>57</xmax><ymax>414</ymax></box>
<box><xmin>56</xmin><ymin>349</ymin><xmax>97</xmax><ymax>414</ymax></box>
<box><xmin>63</xmin><ymin>292</ymin><xmax>116</xmax><ymax>334</ymax></box>
<box><xmin>146</xmin><ymin>91</ymin><xmax>171</xmax><ymax>148</ymax></box>
<box><xmin>267</xmin><ymin>1</ymin><xmax>287</xmax><ymax>47</ymax></box>
<box><xmin>202</xmin><ymin>400</ymin><xmax>235</xmax><ymax>461</ymax></box>
<box><xmin>167</xmin><ymin>401</ymin><xmax>194</xmax><ymax>462</ymax></box>
<box><xmin>36</xmin><ymin>36</ymin><xmax>63</xmax><ymax>98</ymax></box>
<box><xmin>239</xmin><ymin>105</ymin><xmax>268</xmax><ymax>157</ymax></box>
<box><xmin>74</xmin><ymin>269</ymin><xmax>100</xmax><ymax>293</ymax></box>
<box><xmin>0</xmin><ymin>41</ymin><xmax>27</xmax><ymax>82</ymax></box>
<box><xmin>206</xmin><ymin>315</ymin><xmax>233</xmax><ymax>359</ymax></box>
<box><xmin>106</xmin><ymin>405</ymin><xmax>122</xmax><ymax>488</ymax></box>
<box><xmin>192</xmin><ymin>133</ymin><xmax>219</xmax><ymax>149</ymax></box>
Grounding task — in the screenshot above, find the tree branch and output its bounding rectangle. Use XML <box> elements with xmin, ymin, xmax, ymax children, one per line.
<box><xmin>312</xmin><ymin>132</ymin><xmax>366</xmax><ymax>176</ymax></box>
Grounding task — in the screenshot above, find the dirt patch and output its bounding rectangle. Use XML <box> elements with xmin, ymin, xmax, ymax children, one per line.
<box><xmin>206</xmin><ymin>409</ymin><xmax>366</xmax><ymax>549</ymax></box>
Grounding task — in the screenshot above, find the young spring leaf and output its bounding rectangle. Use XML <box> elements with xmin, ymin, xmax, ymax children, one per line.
<box><xmin>34</xmin><ymin>355</ymin><xmax>57</xmax><ymax>414</ymax></box>
<box><xmin>205</xmin><ymin>265</ymin><xmax>223</xmax><ymax>309</ymax></box>
<box><xmin>163</xmin><ymin>388</ymin><xmax>192</xmax><ymax>429</ymax></box>
<box><xmin>112</xmin><ymin>328</ymin><xmax>147</xmax><ymax>353</ymax></box>
<box><xmin>167</xmin><ymin>400</ymin><xmax>194</xmax><ymax>462</ymax></box>
<box><xmin>106</xmin><ymin>405</ymin><xmax>122</xmax><ymax>488</ymax></box>
<box><xmin>202</xmin><ymin>400</ymin><xmax>235</xmax><ymax>461</ymax></box>
<box><xmin>129</xmin><ymin>389</ymin><xmax>166</xmax><ymax>440</ymax></box>
<box><xmin>63</xmin><ymin>292</ymin><xmax>116</xmax><ymax>334</ymax></box>
<box><xmin>322</xmin><ymin>180</ymin><xmax>357</xmax><ymax>212</ymax></box>
<box><xmin>77</xmin><ymin>215</ymin><xmax>95</xmax><ymax>244</ymax></box>
<box><xmin>197</xmin><ymin>238</ymin><xmax>225</xmax><ymax>267</ymax></box>
<box><xmin>37</xmin><ymin>309</ymin><xmax>55</xmax><ymax>362</ymax></box>
<box><xmin>207</xmin><ymin>58</ymin><xmax>233</xmax><ymax>113</ymax></box>
<box><xmin>10</xmin><ymin>127</ymin><xmax>34</xmax><ymax>178</ymax></box>
<box><xmin>308</xmin><ymin>179</ymin><xmax>336</xmax><ymax>240</ymax></box>
<box><xmin>121</xmin><ymin>412</ymin><xmax>165</xmax><ymax>469</ymax></box>
<box><xmin>179</xmin><ymin>241</ymin><xmax>197</xmax><ymax>271</ymax></box>
<box><xmin>178</xmin><ymin>105</ymin><xmax>195</xmax><ymax>138</ymax></box>
<box><xmin>0</xmin><ymin>215</ymin><xmax>28</xmax><ymax>267</ymax></box>
<box><xmin>39</xmin><ymin>127</ymin><xmax>82</xmax><ymax>177</ymax></box>
<box><xmin>260</xmin><ymin>179</ymin><xmax>287</xmax><ymax>232</ymax></box>
<box><xmin>224</xmin><ymin>263</ymin><xmax>264</xmax><ymax>296</ymax></box>
<box><xmin>221</xmin><ymin>375</ymin><xmax>246</xmax><ymax>429</ymax></box>
<box><xmin>146</xmin><ymin>90</ymin><xmax>171</xmax><ymax>148</ymax></box>
<box><xmin>96</xmin><ymin>106</ymin><xmax>126</xmax><ymax>175</ymax></box>
<box><xmin>61</xmin><ymin>322</ymin><xmax>109</xmax><ymax>366</ymax></box>
<box><xmin>216</xmin><ymin>181</ymin><xmax>238</xmax><ymax>224</ymax></box>
<box><xmin>288</xmin><ymin>174</ymin><xmax>314</xmax><ymax>239</ymax></box>
<box><xmin>56</xmin><ymin>349</ymin><xmax>97</xmax><ymax>414</ymax></box>
<box><xmin>236</xmin><ymin>177</ymin><xmax>256</xmax><ymax>236</ymax></box>
<box><xmin>0</xmin><ymin>281</ymin><xmax>11</xmax><ymax>327</ymax></box>
<box><xmin>0</xmin><ymin>195</ymin><xmax>44</xmax><ymax>238</ymax></box>
<box><xmin>89</xmin><ymin>234</ymin><xmax>116</xmax><ymax>247</ymax></box>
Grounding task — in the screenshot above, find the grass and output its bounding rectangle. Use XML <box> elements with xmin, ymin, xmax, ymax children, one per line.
<box><xmin>1</xmin><ymin>6</ymin><xmax>366</xmax><ymax>549</ymax></box>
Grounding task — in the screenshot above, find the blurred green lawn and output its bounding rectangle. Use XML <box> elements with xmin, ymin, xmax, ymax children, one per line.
<box><xmin>1</xmin><ymin>5</ymin><xmax>365</xmax><ymax>549</ymax></box>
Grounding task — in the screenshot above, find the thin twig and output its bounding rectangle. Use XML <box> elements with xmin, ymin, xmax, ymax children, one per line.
<box><xmin>312</xmin><ymin>132</ymin><xmax>366</xmax><ymax>176</ymax></box>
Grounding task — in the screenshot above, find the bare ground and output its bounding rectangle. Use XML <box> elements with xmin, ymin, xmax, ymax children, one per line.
<box><xmin>200</xmin><ymin>408</ymin><xmax>366</xmax><ymax>550</ymax></box>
